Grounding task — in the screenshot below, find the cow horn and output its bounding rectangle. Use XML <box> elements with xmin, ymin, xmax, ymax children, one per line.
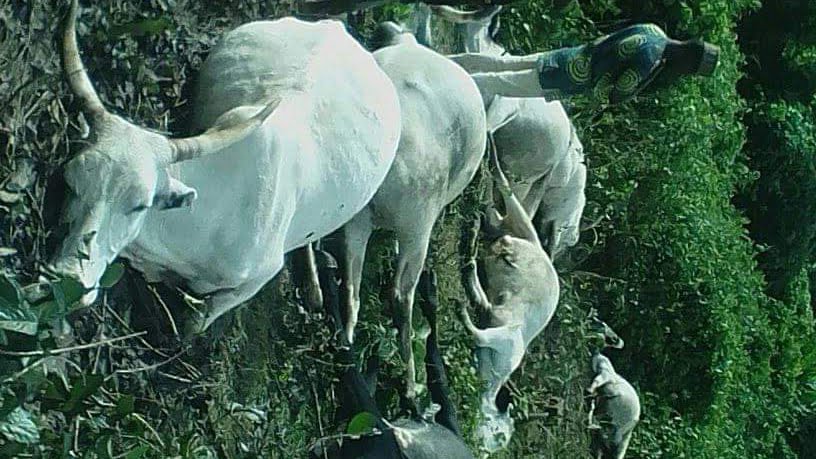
<box><xmin>168</xmin><ymin>99</ymin><xmax>281</xmax><ymax>163</ymax></box>
<box><xmin>62</xmin><ymin>0</ymin><xmax>107</xmax><ymax>120</ymax></box>
<box><xmin>432</xmin><ymin>5</ymin><xmax>502</xmax><ymax>24</ymax></box>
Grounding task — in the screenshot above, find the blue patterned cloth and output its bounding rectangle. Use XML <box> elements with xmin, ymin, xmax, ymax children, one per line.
<box><xmin>537</xmin><ymin>24</ymin><xmax>670</xmax><ymax>103</ymax></box>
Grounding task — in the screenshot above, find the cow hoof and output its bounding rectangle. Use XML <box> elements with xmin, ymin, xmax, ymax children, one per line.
<box><xmin>302</xmin><ymin>285</ymin><xmax>323</xmax><ymax>312</ymax></box>
<box><xmin>477</xmin><ymin>411</ymin><xmax>514</xmax><ymax>452</ymax></box>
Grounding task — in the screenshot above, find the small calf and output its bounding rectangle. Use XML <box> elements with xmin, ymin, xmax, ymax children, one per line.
<box><xmin>588</xmin><ymin>353</ymin><xmax>641</xmax><ymax>459</ymax></box>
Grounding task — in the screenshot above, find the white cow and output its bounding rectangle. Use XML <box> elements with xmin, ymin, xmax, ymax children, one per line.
<box><xmin>460</xmin><ymin>139</ymin><xmax>559</xmax><ymax>452</ymax></box>
<box><xmin>429</xmin><ymin>5</ymin><xmax>587</xmax><ymax>258</ymax></box>
<box><xmin>51</xmin><ymin>0</ymin><xmax>401</xmax><ymax>333</ymax></box>
<box><xmin>588</xmin><ymin>353</ymin><xmax>641</xmax><ymax>459</ymax></box>
<box><xmin>336</xmin><ymin>23</ymin><xmax>486</xmax><ymax>399</ymax></box>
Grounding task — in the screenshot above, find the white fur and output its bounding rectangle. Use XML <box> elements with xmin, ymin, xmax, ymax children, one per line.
<box><xmin>429</xmin><ymin>6</ymin><xmax>587</xmax><ymax>257</ymax></box>
<box><xmin>337</xmin><ymin>31</ymin><xmax>486</xmax><ymax>399</ymax></box>
<box><xmin>589</xmin><ymin>354</ymin><xmax>640</xmax><ymax>459</ymax></box>
<box><xmin>462</xmin><ymin>156</ymin><xmax>560</xmax><ymax>451</ymax></box>
<box><xmin>53</xmin><ymin>18</ymin><xmax>401</xmax><ymax>332</ymax></box>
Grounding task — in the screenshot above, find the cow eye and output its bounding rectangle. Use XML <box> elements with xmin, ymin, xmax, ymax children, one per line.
<box><xmin>130</xmin><ymin>204</ymin><xmax>150</xmax><ymax>214</ymax></box>
<box><xmin>501</xmin><ymin>255</ymin><xmax>517</xmax><ymax>268</ymax></box>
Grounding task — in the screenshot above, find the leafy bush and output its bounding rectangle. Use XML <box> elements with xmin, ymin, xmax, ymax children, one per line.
<box><xmin>1</xmin><ymin>0</ymin><xmax>815</xmax><ymax>458</ymax></box>
<box><xmin>741</xmin><ymin>100</ymin><xmax>816</xmax><ymax>298</ymax></box>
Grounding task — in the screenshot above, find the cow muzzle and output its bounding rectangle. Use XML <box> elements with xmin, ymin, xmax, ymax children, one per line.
<box><xmin>46</xmin><ymin>256</ymin><xmax>101</xmax><ymax>307</ymax></box>
<box><xmin>476</xmin><ymin>409</ymin><xmax>514</xmax><ymax>452</ymax></box>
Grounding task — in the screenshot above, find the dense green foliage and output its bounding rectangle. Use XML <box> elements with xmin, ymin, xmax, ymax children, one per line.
<box><xmin>502</xmin><ymin>0</ymin><xmax>816</xmax><ymax>456</ymax></box>
<box><xmin>736</xmin><ymin>1</ymin><xmax>816</xmax><ymax>454</ymax></box>
<box><xmin>1</xmin><ymin>0</ymin><xmax>815</xmax><ymax>458</ymax></box>
<box><xmin>738</xmin><ymin>0</ymin><xmax>816</xmax><ymax>299</ymax></box>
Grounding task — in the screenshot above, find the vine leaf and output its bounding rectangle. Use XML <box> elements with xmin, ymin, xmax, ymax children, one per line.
<box><xmin>0</xmin><ymin>274</ymin><xmax>37</xmax><ymax>336</ymax></box>
<box><xmin>0</xmin><ymin>407</ymin><xmax>40</xmax><ymax>445</ymax></box>
<box><xmin>346</xmin><ymin>411</ymin><xmax>378</xmax><ymax>436</ymax></box>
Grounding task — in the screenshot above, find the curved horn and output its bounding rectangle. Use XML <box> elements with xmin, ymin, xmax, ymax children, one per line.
<box><xmin>62</xmin><ymin>0</ymin><xmax>107</xmax><ymax>119</ymax></box>
<box><xmin>489</xmin><ymin>132</ymin><xmax>511</xmax><ymax>190</ymax></box>
<box><xmin>432</xmin><ymin>5</ymin><xmax>502</xmax><ymax>24</ymax></box>
<box><xmin>460</xmin><ymin>305</ymin><xmax>493</xmax><ymax>346</ymax></box>
<box><xmin>168</xmin><ymin>99</ymin><xmax>281</xmax><ymax>163</ymax></box>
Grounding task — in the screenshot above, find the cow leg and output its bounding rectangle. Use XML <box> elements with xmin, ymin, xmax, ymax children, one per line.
<box><xmin>290</xmin><ymin>243</ymin><xmax>323</xmax><ymax>311</ymax></box>
<box><xmin>489</xmin><ymin>140</ymin><xmax>541</xmax><ymax>246</ymax></box>
<box><xmin>340</xmin><ymin>209</ymin><xmax>374</xmax><ymax>344</ymax></box>
<box><xmin>393</xmin><ymin>225</ymin><xmax>434</xmax><ymax>401</ymax></box>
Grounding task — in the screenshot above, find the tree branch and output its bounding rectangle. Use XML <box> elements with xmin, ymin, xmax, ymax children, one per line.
<box><xmin>0</xmin><ymin>331</ymin><xmax>146</xmax><ymax>357</ymax></box>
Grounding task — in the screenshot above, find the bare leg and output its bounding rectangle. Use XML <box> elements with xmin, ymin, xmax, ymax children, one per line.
<box><xmin>339</xmin><ymin>209</ymin><xmax>374</xmax><ymax>344</ymax></box>
<box><xmin>587</xmin><ymin>397</ymin><xmax>601</xmax><ymax>429</ymax></box>
<box><xmin>418</xmin><ymin>269</ymin><xmax>462</xmax><ymax>436</ymax></box>
<box><xmin>448</xmin><ymin>52</ymin><xmax>543</xmax><ymax>73</ymax></box>
<box><xmin>392</xmin><ymin>226</ymin><xmax>434</xmax><ymax>400</ymax></box>
<box><xmin>472</xmin><ymin>69</ymin><xmax>545</xmax><ymax>106</ymax></box>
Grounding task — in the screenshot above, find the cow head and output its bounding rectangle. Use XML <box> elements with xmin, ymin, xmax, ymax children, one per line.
<box><xmin>483</xmin><ymin>234</ymin><xmax>549</xmax><ymax>296</ymax></box>
<box><xmin>587</xmin><ymin>309</ymin><xmax>624</xmax><ymax>350</ymax></box>
<box><xmin>49</xmin><ymin>0</ymin><xmax>275</xmax><ymax>304</ymax></box>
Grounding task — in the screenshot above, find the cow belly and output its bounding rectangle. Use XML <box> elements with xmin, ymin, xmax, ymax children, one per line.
<box><xmin>366</xmin><ymin>42</ymin><xmax>486</xmax><ymax>232</ymax></box>
<box><xmin>128</xmin><ymin>16</ymin><xmax>400</xmax><ymax>290</ymax></box>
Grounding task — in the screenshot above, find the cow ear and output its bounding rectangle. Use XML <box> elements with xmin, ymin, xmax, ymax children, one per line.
<box><xmin>154</xmin><ymin>176</ymin><xmax>197</xmax><ymax>210</ymax></box>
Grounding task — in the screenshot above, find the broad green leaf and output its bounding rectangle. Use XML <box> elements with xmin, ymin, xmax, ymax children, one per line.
<box><xmin>110</xmin><ymin>18</ymin><xmax>172</xmax><ymax>38</ymax></box>
<box><xmin>42</xmin><ymin>377</ymin><xmax>70</xmax><ymax>411</ymax></box>
<box><xmin>61</xmin><ymin>373</ymin><xmax>105</xmax><ymax>416</ymax></box>
<box><xmin>0</xmin><ymin>441</ymin><xmax>25</xmax><ymax>457</ymax></box>
<box><xmin>0</xmin><ymin>274</ymin><xmax>21</xmax><ymax>308</ymax></box>
<box><xmin>94</xmin><ymin>434</ymin><xmax>113</xmax><ymax>459</ymax></box>
<box><xmin>122</xmin><ymin>417</ymin><xmax>146</xmax><ymax>437</ymax></box>
<box><xmin>0</xmin><ymin>275</ymin><xmax>36</xmax><ymax>336</ymax></box>
<box><xmin>124</xmin><ymin>445</ymin><xmax>150</xmax><ymax>459</ymax></box>
<box><xmin>0</xmin><ymin>407</ymin><xmax>40</xmax><ymax>445</ymax></box>
<box><xmin>99</xmin><ymin>263</ymin><xmax>125</xmax><ymax>289</ymax></box>
<box><xmin>34</xmin><ymin>300</ymin><xmax>62</xmax><ymax>323</ymax></box>
<box><xmin>0</xmin><ymin>392</ymin><xmax>19</xmax><ymax>419</ymax></box>
<box><xmin>346</xmin><ymin>412</ymin><xmax>378</xmax><ymax>436</ymax></box>
<box><xmin>51</xmin><ymin>277</ymin><xmax>86</xmax><ymax>310</ymax></box>
<box><xmin>112</xmin><ymin>394</ymin><xmax>135</xmax><ymax>420</ymax></box>
<box><xmin>0</xmin><ymin>311</ymin><xmax>37</xmax><ymax>336</ymax></box>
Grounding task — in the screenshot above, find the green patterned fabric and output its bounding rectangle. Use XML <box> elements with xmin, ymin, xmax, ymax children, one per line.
<box><xmin>537</xmin><ymin>24</ymin><xmax>669</xmax><ymax>103</ymax></box>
